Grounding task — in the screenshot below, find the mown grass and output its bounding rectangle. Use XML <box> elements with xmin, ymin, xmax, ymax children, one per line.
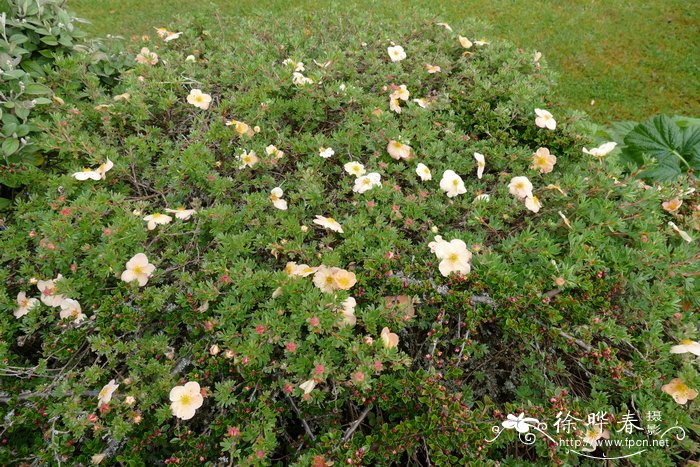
<box><xmin>70</xmin><ymin>0</ymin><xmax>698</xmax><ymax>122</ymax></box>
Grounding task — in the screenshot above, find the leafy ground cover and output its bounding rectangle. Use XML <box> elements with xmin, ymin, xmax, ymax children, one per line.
<box><xmin>69</xmin><ymin>0</ymin><xmax>700</xmax><ymax>122</ymax></box>
<box><xmin>1</xmin><ymin>1</ymin><xmax>698</xmax><ymax>465</ymax></box>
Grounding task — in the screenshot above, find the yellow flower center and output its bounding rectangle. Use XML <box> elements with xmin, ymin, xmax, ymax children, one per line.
<box><xmin>132</xmin><ymin>265</ymin><xmax>143</xmax><ymax>274</ymax></box>
<box><xmin>452</xmin><ymin>179</ymin><xmax>459</xmax><ymax>186</ymax></box>
<box><xmin>326</xmin><ymin>217</ymin><xmax>335</xmax><ymax>223</ymax></box>
<box><xmin>20</xmin><ymin>299</ymin><xmax>29</xmax><ymax>307</ymax></box>
<box><xmin>363</xmin><ymin>179</ymin><xmax>371</xmax><ymax>185</ymax></box>
<box><xmin>515</xmin><ymin>182</ymin><xmax>525</xmax><ymax>190</ymax></box>
<box><xmin>336</xmin><ymin>277</ymin><xmax>350</xmax><ymax>287</ymax></box>
<box><xmin>325</xmin><ymin>276</ymin><xmax>335</xmax><ymax>285</ymax></box>
<box><xmin>448</xmin><ymin>253</ymin><xmax>459</xmax><ymax>262</ymax></box>
<box><xmin>180</xmin><ymin>394</ymin><xmax>192</xmax><ymax>406</ymax></box>
<box><xmin>195</xmin><ymin>96</ymin><xmax>204</xmax><ymax>103</ymax></box>
<box><xmin>680</xmin><ymin>339</ymin><xmax>694</xmax><ymax>345</ymax></box>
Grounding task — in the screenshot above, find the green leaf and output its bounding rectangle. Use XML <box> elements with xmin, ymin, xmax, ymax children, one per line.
<box><xmin>622</xmin><ymin>115</ymin><xmax>700</xmax><ymax>181</ymax></box>
<box><xmin>9</xmin><ymin>33</ymin><xmax>28</xmax><ymax>44</ymax></box>
<box><xmin>24</xmin><ymin>83</ymin><xmax>52</xmax><ymax>95</ymax></box>
<box><xmin>40</xmin><ymin>36</ymin><xmax>58</xmax><ymax>46</ymax></box>
<box><xmin>2</xmin><ymin>137</ymin><xmax>19</xmax><ymax>156</ymax></box>
<box><xmin>0</xmin><ymin>197</ymin><xmax>12</xmax><ymax>211</ymax></box>
<box><xmin>2</xmin><ymin>69</ymin><xmax>26</xmax><ymax>80</ymax></box>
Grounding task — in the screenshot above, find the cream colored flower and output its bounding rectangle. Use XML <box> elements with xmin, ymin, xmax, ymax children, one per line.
<box><xmin>428</xmin><ymin>235</ymin><xmax>445</xmax><ymax>254</ymax></box>
<box><xmin>332</xmin><ymin>268</ymin><xmax>357</xmax><ymax>290</ymax></box>
<box><xmin>474</xmin><ymin>193</ymin><xmax>491</xmax><ymax>202</ymax></box>
<box><xmin>97</xmin><ymin>158</ymin><xmax>114</xmax><ymax>179</ymax></box>
<box><xmin>313</xmin><ymin>215</ymin><xmax>343</xmax><ymax>233</ymax></box>
<box><xmin>121</xmin><ymin>253</ymin><xmax>155</xmax><ymax>287</ymax></box>
<box><xmin>15</xmin><ymin>292</ymin><xmax>39</xmax><ymax>318</ymax></box>
<box><xmin>319</xmin><ymin>147</ymin><xmax>335</xmax><ymax>159</ymax></box>
<box><xmin>270</xmin><ymin>187</ymin><xmax>288</xmax><ymax>210</ymax></box>
<box><xmin>413</xmin><ymin>98</ymin><xmax>429</xmax><ymax>109</ymax></box>
<box><xmin>37</xmin><ymin>275</ymin><xmax>65</xmax><ymax>307</ymax></box>
<box><xmin>313</xmin><ymin>266</ymin><xmax>337</xmax><ymax>293</ymax></box>
<box><xmin>508</xmin><ymin>176</ymin><xmax>533</xmax><ymax>199</ymax></box>
<box><xmin>135</xmin><ymin>47</ymin><xmax>158</xmax><ymax>66</ymax></box>
<box><xmin>60</xmin><ymin>298</ymin><xmax>86</xmax><ymax>323</ymax></box>
<box><xmin>432</xmin><ymin>238</ymin><xmax>472</xmax><ymax>276</ymax></box>
<box><xmin>143</xmin><ymin>212</ymin><xmax>172</xmax><ymax>230</ymax></box>
<box><xmin>662</xmin><ymin>198</ymin><xmax>682</xmax><ymax>213</ymax></box>
<box><xmin>73</xmin><ymin>167</ymin><xmax>102</xmax><ymax>181</ymax></box>
<box><xmin>282</xmin><ymin>58</ymin><xmax>305</xmax><ymax>72</ymax></box>
<box><xmin>582</xmin><ymin>142</ymin><xmax>617</xmax><ymax>158</ymax></box>
<box><xmin>344</xmin><ymin>161</ymin><xmax>366</xmax><ymax>177</ymax></box>
<box><xmin>238</xmin><ymin>150</ymin><xmax>259</xmax><ymax>169</ymax></box>
<box><xmin>299</xmin><ymin>379</ymin><xmax>317</xmax><ymax>394</ymax></box>
<box><xmin>669</xmin><ymin>221</ymin><xmax>693</xmax><ymax>243</ymax></box>
<box><xmin>339</xmin><ymin>297</ymin><xmax>357</xmax><ymax>327</ymax></box>
<box><xmin>473</xmin><ymin>152</ymin><xmax>485</xmax><ymax>179</ymax></box>
<box><xmin>285</xmin><ymin>262</ymin><xmax>318</xmax><ymax>277</ymax></box>
<box><xmin>416</xmin><ymin>163</ymin><xmax>432</xmax><ymax>181</ymax></box>
<box><xmin>292</xmin><ymin>72</ymin><xmax>314</xmax><ymax>86</ymax></box>
<box><xmin>97</xmin><ymin>379</ymin><xmax>119</xmax><ymax>407</ymax></box>
<box><xmin>185</xmin><ymin>54</ymin><xmax>196</xmax><ymax>62</ymax></box>
<box><xmin>390</xmin><ymin>85</ymin><xmax>409</xmax><ymax>101</ymax></box>
<box><xmin>524</xmin><ymin>195</ymin><xmax>542</xmax><ymax>213</ymax></box>
<box><xmin>387</xmin><ymin>140</ymin><xmax>412</xmax><ymax>160</ymax></box>
<box><xmin>440</xmin><ymin>170</ymin><xmax>466</xmax><ymax>198</ymax></box>
<box><xmin>474</xmin><ymin>39</ymin><xmax>490</xmax><ymax>46</ymax></box>
<box><xmin>225</xmin><ymin>119</ymin><xmax>253</xmax><ymax>137</ymax></box>
<box><xmin>312</xmin><ymin>266</ymin><xmax>355</xmax><ymax>293</ymax></box>
<box><xmin>661</xmin><ymin>378</ymin><xmax>698</xmax><ymax>404</ymax></box>
<box><xmin>425</xmin><ymin>64</ymin><xmax>441</xmax><ymax>73</ymax></box>
<box><xmin>436</xmin><ymin>22</ymin><xmax>453</xmax><ymax>32</ymax></box>
<box><xmin>531</xmin><ymin>147</ymin><xmax>557</xmax><ymax>174</ymax></box>
<box><xmin>534</xmin><ymin>108</ymin><xmax>556</xmax><ymax>130</ymax></box>
<box><xmin>187</xmin><ymin>89</ymin><xmax>212</xmax><ymax>110</ymax></box>
<box><xmin>165</xmin><ymin>207</ymin><xmax>196</xmax><ymax>220</ymax></box>
<box><xmin>670</xmin><ymin>339</ymin><xmax>700</xmax><ymax>357</ymax></box>
<box><xmin>581</xmin><ymin>425</ymin><xmax>609</xmax><ymax>452</ymax></box>
<box><xmin>533</xmin><ymin>51</ymin><xmax>542</xmax><ymax>63</ymax></box>
<box><xmin>387</xmin><ymin>45</ymin><xmax>406</xmax><ymax>62</ymax></box>
<box><xmin>266</xmin><ymin>145</ymin><xmax>285</xmax><ymax>158</ymax></box>
<box><xmin>113</xmin><ymin>93</ymin><xmax>131</xmax><ymax>101</ymax></box>
<box><xmin>164</xmin><ymin>31</ymin><xmax>182</xmax><ymax>42</ymax></box>
<box><xmin>353</xmin><ymin>173</ymin><xmax>381</xmax><ymax>194</ymax></box>
<box><xmin>170</xmin><ymin>381</ymin><xmax>204</xmax><ymax>420</ymax></box>
<box><xmin>459</xmin><ymin>36</ymin><xmax>473</xmax><ymax>49</ymax></box>
<box><xmin>389</xmin><ymin>97</ymin><xmax>402</xmax><ymax>114</ymax></box>
<box><xmin>380</xmin><ymin>327</ymin><xmax>399</xmax><ymax>349</ymax></box>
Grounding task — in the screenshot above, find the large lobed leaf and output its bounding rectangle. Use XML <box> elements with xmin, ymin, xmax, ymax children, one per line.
<box><xmin>622</xmin><ymin>114</ymin><xmax>700</xmax><ymax>181</ymax></box>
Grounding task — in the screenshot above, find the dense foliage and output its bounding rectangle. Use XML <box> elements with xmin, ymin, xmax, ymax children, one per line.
<box><xmin>1</xmin><ymin>6</ymin><xmax>698</xmax><ymax>466</ymax></box>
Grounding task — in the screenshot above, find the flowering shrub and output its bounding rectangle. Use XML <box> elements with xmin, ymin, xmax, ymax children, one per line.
<box><xmin>0</xmin><ymin>0</ymin><xmax>130</xmax><ymax>209</ymax></box>
<box><xmin>1</xmin><ymin>8</ymin><xmax>698</xmax><ymax>465</ymax></box>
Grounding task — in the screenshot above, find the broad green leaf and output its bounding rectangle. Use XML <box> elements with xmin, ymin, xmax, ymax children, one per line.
<box><xmin>40</xmin><ymin>35</ymin><xmax>58</xmax><ymax>46</ymax></box>
<box><xmin>2</xmin><ymin>137</ymin><xmax>19</xmax><ymax>156</ymax></box>
<box><xmin>622</xmin><ymin>115</ymin><xmax>700</xmax><ymax>181</ymax></box>
<box><xmin>0</xmin><ymin>197</ymin><xmax>12</xmax><ymax>211</ymax></box>
<box><xmin>24</xmin><ymin>83</ymin><xmax>52</xmax><ymax>95</ymax></box>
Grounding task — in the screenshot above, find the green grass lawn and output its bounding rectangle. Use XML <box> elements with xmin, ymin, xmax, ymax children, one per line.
<box><xmin>71</xmin><ymin>0</ymin><xmax>698</xmax><ymax>122</ymax></box>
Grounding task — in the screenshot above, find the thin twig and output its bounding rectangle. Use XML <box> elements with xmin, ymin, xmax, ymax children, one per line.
<box><xmin>342</xmin><ymin>404</ymin><xmax>372</xmax><ymax>442</ymax></box>
<box><xmin>285</xmin><ymin>394</ymin><xmax>316</xmax><ymax>441</ymax></box>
